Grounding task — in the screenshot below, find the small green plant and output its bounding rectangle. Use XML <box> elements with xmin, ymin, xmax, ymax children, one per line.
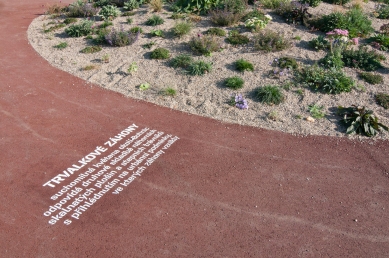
<box><xmin>83</xmin><ymin>65</ymin><xmax>97</xmax><ymax>71</ymax></box>
<box><xmin>123</xmin><ymin>0</ymin><xmax>140</xmax><ymax>11</ymax></box>
<box><xmin>245</xmin><ymin>15</ymin><xmax>272</xmax><ymax>31</ymax></box>
<box><xmin>308</xmin><ymin>35</ymin><xmax>329</xmax><ymax>51</ymax></box>
<box><xmin>295</xmin><ymin>89</ymin><xmax>304</xmax><ymax>96</ymax></box>
<box><xmin>209</xmin><ymin>9</ymin><xmax>242</xmax><ymax>26</ymax></box>
<box><xmin>170</xmin><ymin>54</ymin><xmax>194</xmax><ymax>68</ymax></box>
<box><xmin>293</xmin><ymin>35</ymin><xmax>301</xmax><ymax>40</ymax></box>
<box><xmin>128</xmin><ymin>62</ymin><xmax>138</xmax><ymax>73</ymax></box>
<box><xmin>53</xmin><ymin>42</ymin><xmax>68</xmax><ymax>49</ymax></box>
<box><xmin>358</xmin><ymin>72</ymin><xmax>384</xmax><ymax>84</ymax></box>
<box><xmin>101</xmin><ymin>54</ymin><xmax>110</xmax><ymax>63</ymax></box>
<box><xmin>99</xmin><ymin>5</ymin><xmax>121</xmax><ymax>20</ymax></box>
<box><xmin>226</xmin><ymin>30</ymin><xmax>250</xmax><ymax>45</ymax></box>
<box><xmin>376</xmin><ymin>93</ymin><xmax>389</xmax><ymax>109</ymax></box>
<box><xmin>99</xmin><ymin>21</ymin><xmax>113</xmax><ymax>29</ymax></box>
<box><xmin>338</xmin><ymin>105</ymin><xmax>388</xmax><ymax>136</ymax></box>
<box><xmin>205</xmin><ymin>27</ymin><xmax>226</xmax><ymax>36</ymax></box>
<box><xmin>150</xmin><ymin>48</ymin><xmax>170</xmax><ymax>59</ymax></box>
<box><xmin>318</xmin><ymin>52</ymin><xmax>344</xmax><ymax>69</ymax></box>
<box><xmin>63</xmin><ymin>17</ymin><xmax>77</xmax><ymax>25</ymax></box>
<box><xmin>130</xmin><ymin>26</ymin><xmax>143</xmax><ymax>33</ymax></box>
<box><xmin>189</xmin><ymin>34</ymin><xmax>222</xmax><ymax>56</ymax></box>
<box><xmin>67</xmin><ymin>1</ymin><xmax>98</xmax><ymax>17</ymax></box>
<box><xmin>173</xmin><ymin>21</ymin><xmax>193</xmax><ymax>37</ymax></box>
<box><xmin>65</xmin><ymin>20</ymin><xmax>94</xmax><ymax>37</ymax></box>
<box><xmin>235</xmin><ymin>59</ymin><xmax>254</xmax><ymax>72</ymax></box>
<box><xmin>127</xmin><ymin>18</ymin><xmax>133</xmax><ymax>24</ymax></box>
<box><xmin>276</xmin><ymin>0</ymin><xmax>311</xmax><ymax>25</ymax></box>
<box><xmin>368</xmin><ymin>33</ymin><xmax>389</xmax><ymax>51</ymax></box>
<box><xmin>162</xmin><ymin>87</ymin><xmax>177</xmax><ymax>96</ymax></box>
<box><xmin>150</xmin><ymin>0</ymin><xmax>163</xmax><ymax>12</ymax></box>
<box><xmin>145</xmin><ymin>15</ymin><xmax>164</xmax><ymax>26</ymax></box>
<box><xmin>295</xmin><ymin>65</ymin><xmax>355</xmax><ymax>94</ymax></box>
<box><xmin>255</xmin><ymin>85</ymin><xmax>284</xmax><ymax>105</ymax></box>
<box><xmin>80</xmin><ymin>45</ymin><xmax>102</xmax><ymax>53</ymax></box>
<box><xmin>342</xmin><ymin>46</ymin><xmax>384</xmax><ymax>71</ymax></box>
<box><xmin>105</xmin><ymin>28</ymin><xmax>139</xmax><ymax>47</ymax></box>
<box><xmin>277</xmin><ymin>57</ymin><xmax>298</xmax><ymax>69</ymax></box>
<box><xmin>44</xmin><ymin>23</ymin><xmax>66</xmax><ymax>33</ymax></box>
<box><xmin>376</xmin><ymin>4</ymin><xmax>389</xmax><ymax>19</ymax></box>
<box><xmin>268</xmin><ymin>110</ymin><xmax>279</xmax><ymax>121</ymax></box>
<box><xmin>308</xmin><ymin>103</ymin><xmax>326</xmax><ymax>119</ymax></box>
<box><xmin>150</xmin><ymin>29</ymin><xmax>164</xmax><ymax>37</ymax></box>
<box><xmin>139</xmin><ymin>83</ymin><xmax>150</xmax><ymax>90</ymax></box>
<box><xmin>241</xmin><ymin>9</ymin><xmax>266</xmax><ymax>21</ymax></box>
<box><xmin>258</xmin><ymin>0</ymin><xmax>290</xmax><ymax>9</ymax></box>
<box><xmin>142</xmin><ymin>41</ymin><xmax>155</xmax><ymax>49</ymax></box>
<box><xmin>186</xmin><ymin>60</ymin><xmax>212</xmax><ymax>76</ymax></box>
<box><xmin>253</xmin><ymin>29</ymin><xmax>291</xmax><ymax>52</ymax></box>
<box><xmin>170</xmin><ymin>13</ymin><xmax>187</xmax><ymax>19</ymax></box>
<box><xmin>122</xmin><ymin>11</ymin><xmax>136</xmax><ymax>16</ymax></box>
<box><xmin>224</xmin><ymin>76</ymin><xmax>244</xmax><ymax>89</ymax></box>
<box><xmin>172</xmin><ymin>0</ymin><xmax>220</xmax><ymax>14</ymax></box>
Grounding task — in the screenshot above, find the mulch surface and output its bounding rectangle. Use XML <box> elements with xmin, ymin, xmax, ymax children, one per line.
<box><xmin>1</xmin><ymin>1</ymin><xmax>389</xmax><ymax>257</ymax></box>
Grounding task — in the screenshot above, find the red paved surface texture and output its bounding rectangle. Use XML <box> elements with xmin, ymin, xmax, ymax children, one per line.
<box><xmin>1</xmin><ymin>1</ymin><xmax>389</xmax><ymax>257</ymax></box>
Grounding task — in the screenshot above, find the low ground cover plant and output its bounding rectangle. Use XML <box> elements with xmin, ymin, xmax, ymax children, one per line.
<box><xmin>338</xmin><ymin>105</ymin><xmax>388</xmax><ymax>136</ymax></box>
<box><xmin>67</xmin><ymin>1</ymin><xmax>98</xmax><ymax>17</ymax></box>
<box><xmin>245</xmin><ymin>14</ymin><xmax>272</xmax><ymax>31</ymax></box>
<box><xmin>63</xmin><ymin>17</ymin><xmax>77</xmax><ymax>25</ymax></box>
<box><xmin>150</xmin><ymin>29</ymin><xmax>164</xmax><ymax>37</ymax></box>
<box><xmin>255</xmin><ymin>85</ymin><xmax>284</xmax><ymax>105</ymax></box>
<box><xmin>209</xmin><ymin>9</ymin><xmax>242</xmax><ymax>26</ymax></box>
<box><xmin>242</xmin><ymin>9</ymin><xmax>266</xmax><ymax>22</ymax></box>
<box><xmin>226</xmin><ymin>30</ymin><xmax>249</xmax><ymax>45</ymax></box>
<box><xmin>186</xmin><ymin>60</ymin><xmax>212</xmax><ymax>75</ymax></box>
<box><xmin>105</xmin><ymin>27</ymin><xmax>139</xmax><ymax>46</ymax></box>
<box><xmin>205</xmin><ymin>27</ymin><xmax>226</xmax><ymax>36</ymax></box>
<box><xmin>173</xmin><ymin>21</ymin><xmax>192</xmax><ymax>37</ymax></box>
<box><xmin>189</xmin><ymin>34</ymin><xmax>222</xmax><ymax>55</ymax></box>
<box><xmin>369</xmin><ymin>34</ymin><xmax>389</xmax><ymax>51</ymax></box>
<box><xmin>375</xmin><ymin>4</ymin><xmax>389</xmax><ymax>19</ymax></box>
<box><xmin>308</xmin><ymin>35</ymin><xmax>329</xmax><ymax>51</ymax></box>
<box><xmin>170</xmin><ymin>54</ymin><xmax>193</xmax><ymax>68</ymax></box>
<box><xmin>308</xmin><ymin>103</ymin><xmax>326</xmax><ymax>118</ymax></box>
<box><xmin>376</xmin><ymin>93</ymin><xmax>389</xmax><ymax>109</ymax></box>
<box><xmin>123</xmin><ymin>0</ymin><xmax>140</xmax><ymax>11</ymax></box>
<box><xmin>54</xmin><ymin>42</ymin><xmax>68</xmax><ymax>49</ymax></box>
<box><xmin>253</xmin><ymin>29</ymin><xmax>291</xmax><ymax>52</ymax></box>
<box><xmin>145</xmin><ymin>15</ymin><xmax>164</xmax><ymax>26</ymax></box>
<box><xmin>162</xmin><ymin>87</ymin><xmax>177</xmax><ymax>96</ymax></box>
<box><xmin>276</xmin><ymin>0</ymin><xmax>311</xmax><ymax>25</ymax></box>
<box><xmin>295</xmin><ymin>65</ymin><xmax>354</xmax><ymax>94</ymax></box>
<box><xmin>130</xmin><ymin>26</ymin><xmax>143</xmax><ymax>33</ymax></box>
<box><xmin>65</xmin><ymin>20</ymin><xmax>94</xmax><ymax>37</ymax></box>
<box><xmin>224</xmin><ymin>76</ymin><xmax>244</xmax><ymax>89</ymax></box>
<box><xmin>99</xmin><ymin>5</ymin><xmax>121</xmax><ymax>20</ymax></box>
<box><xmin>341</xmin><ymin>46</ymin><xmax>384</xmax><ymax>71</ymax></box>
<box><xmin>358</xmin><ymin>72</ymin><xmax>384</xmax><ymax>84</ymax></box>
<box><xmin>81</xmin><ymin>45</ymin><xmax>102</xmax><ymax>53</ymax></box>
<box><xmin>172</xmin><ymin>0</ymin><xmax>220</xmax><ymax>14</ymax></box>
<box><xmin>150</xmin><ymin>47</ymin><xmax>170</xmax><ymax>59</ymax></box>
<box><xmin>235</xmin><ymin>59</ymin><xmax>254</xmax><ymax>72</ymax></box>
<box><xmin>258</xmin><ymin>0</ymin><xmax>290</xmax><ymax>9</ymax></box>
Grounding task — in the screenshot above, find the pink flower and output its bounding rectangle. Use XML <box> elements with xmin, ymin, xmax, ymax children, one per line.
<box><xmin>351</xmin><ymin>37</ymin><xmax>359</xmax><ymax>45</ymax></box>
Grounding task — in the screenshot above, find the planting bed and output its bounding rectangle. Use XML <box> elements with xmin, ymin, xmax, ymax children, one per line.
<box><xmin>28</xmin><ymin>1</ymin><xmax>389</xmax><ymax>139</ymax></box>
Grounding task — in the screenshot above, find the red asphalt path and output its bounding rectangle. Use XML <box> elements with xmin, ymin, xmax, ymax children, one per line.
<box><xmin>1</xmin><ymin>1</ymin><xmax>389</xmax><ymax>257</ymax></box>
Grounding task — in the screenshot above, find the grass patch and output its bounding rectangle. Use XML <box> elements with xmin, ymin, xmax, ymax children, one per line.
<box><xmin>226</xmin><ymin>30</ymin><xmax>249</xmax><ymax>45</ymax></box>
<box><xmin>225</xmin><ymin>76</ymin><xmax>244</xmax><ymax>89</ymax></box>
<box><xmin>150</xmin><ymin>48</ymin><xmax>170</xmax><ymax>59</ymax></box>
<box><xmin>358</xmin><ymin>72</ymin><xmax>384</xmax><ymax>84</ymax></box>
<box><xmin>186</xmin><ymin>60</ymin><xmax>212</xmax><ymax>76</ymax></box>
<box><xmin>145</xmin><ymin>15</ymin><xmax>164</xmax><ymax>26</ymax></box>
<box><xmin>255</xmin><ymin>85</ymin><xmax>284</xmax><ymax>105</ymax></box>
<box><xmin>80</xmin><ymin>45</ymin><xmax>102</xmax><ymax>53</ymax></box>
<box><xmin>53</xmin><ymin>42</ymin><xmax>68</xmax><ymax>49</ymax></box>
<box><xmin>170</xmin><ymin>54</ymin><xmax>194</xmax><ymax>68</ymax></box>
<box><xmin>376</xmin><ymin>93</ymin><xmax>389</xmax><ymax>109</ymax></box>
<box><xmin>235</xmin><ymin>59</ymin><xmax>254</xmax><ymax>72</ymax></box>
<box><xmin>173</xmin><ymin>21</ymin><xmax>193</xmax><ymax>37</ymax></box>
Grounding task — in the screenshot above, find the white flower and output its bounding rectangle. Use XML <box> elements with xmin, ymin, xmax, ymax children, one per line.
<box><xmin>265</xmin><ymin>14</ymin><xmax>272</xmax><ymax>21</ymax></box>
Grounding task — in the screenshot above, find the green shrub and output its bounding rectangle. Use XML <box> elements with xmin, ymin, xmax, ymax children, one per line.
<box><xmin>376</xmin><ymin>93</ymin><xmax>389</xmax><ymax>109</ymax></box>
<box><xmin>123</xmin><ymin>0</ymin><xmax>140</xmax><ymax>11</ymax></box>
<box><xmin>65</xmin><ymin>20</ymin><xmax>94</xmax><ymax>37</ymax></box>
<box><xmin>318</xmin><ymin>52</ymin><xmax>344</xmax><ymax>69</ymax></box>
<box><xmin>342</xmin><ymin>46</ymin><xmax>384</xmax><ymax>71</ymax></box>
<box><xmin>99</xmin><ymin>21</ymin><xmax>113</xmax><ymax>28</ymax></box>
<box><xmin>209</xmin><ymin>9</ymin><xmax>242</xmax><ymax>26</ymax></box>
<box><xmin>221</xmin><ymin>0</ymin><xmax>248</xmax><ymax>14</ymax></box>
<box><xmin>205</xmin><ymin>27</ymin><xmax>226</xmax><ymax>36</ymax></box>
<box><xmin>150</xmin><ymin>29</ymin><xmax>164</xmax><ymax>37</ymax></box>
<box><xmin>150</xmin><ymin>48</ymin><xmax>170</xmax><ymax>59</ymax></box>
<box><xmin>308</xmin><ymin>35</ymin><xmax>329</xmax><ymax>51</ymax></box>
<box><xmin>338</xmin><ymin>105</ymin><xmax>388</xmax><ymax>136</ymax></box>
<box><xmin>186</xmin><ymin>60</ymin><xmax>212</xmax><ymax>75</ymax></box>
<box><xmin>308</xmin><ymin>103</ymin><xmax>326</xmax><ymax>119</ymax></box>
<box><xmin>235</xmin><ymin>59</ymin><xmax>254</xmax><ymax>72</ymax></box>
<box><xmin>253</xmin><ymin>29</ymin><xmax>291</xmax><ymax>52</ymax></box>
<box><xmin>162</xmin><ymin>87</ymin><xmax>177</xmax><ymax>96</ymax></box>
<box><xmin>173</xmin><ymin>21</ymin><xmax>192</xmax><ymax>37</ymax></box>
<box><xmin>295</xmin><ymin>65</ymin><xmax>354</xmax><ymax>94</ymax></box>
<box><xmin>255</xmin><ymin>85</ymin><xmax>284</xmax><ymax>105</ymax></box>
<box><xmin>368</xmin><ymin>34</ymin><xmax>389</xmax><ymax>51</ymax></box>
<box><xmin>226</xmin><ymin>30</ymin><xmax>249</xmax><ymax>45</ymax></box>
<box><xmin>277</xmin><ymin>57</ymin><xmax>298</xmax><ymax>69</ymax></box>
<box><xmin>311</xmin><ymin>8</ymin><xmax>374</xmax><ymax>38</ymax></box>
<box><xmin>99</xmin><ymin>5</ymin><xmax>121</xmax><ymax>20</ymax></box>
<box><xmin>170</xmin><ymin>54</ymin><xmax>194</xmax><ymax>68</ymax></box>
<box><xmin>224</xmin><ymin>76</ymin><xmax>244</xmax><ymax>89</ymax></box>
<box><xmin>53</xmin><ymin>42</ymin><xmax>68</xmax><ymax>49</ymax></box>
<box><xmin>241</xmin><ymin>9</ymin><xmax>266</xmax><ymax>22</ymax></box>
<box><xmin>127</xmin><ymin>18</ymin><xmax>133</xmax><ymax>24</ymax></box>
<box><xmin>145</xmin><ymin>15</ymin><xmax>164</xmax><ymax>26</ymax></box>
<box><xmin>63</xmin><ymin>17</ymin><xmax>77</xmax><ymax>25</ymax></box>
<box><xmin>81</xmin><ymin>45</ymin><xmax>102</xmax><ymax>53</ymax></box>
<box><xmin>189</xmin><ymin>35</ymin><xmax>222</xmax><ymax>55</ymax></box>
<box><xmin>359</xmin><ymin>72</ymin><xmax>384</xmax><ymax>84</ymax></box>
<box><xmin>130</xmin><ymin>26</ymin><xmax>143</xmax><ymax>33</ymax></box>
<box><xmin>172</xmin><ymin>0</ymin><xmax>220</xmax><ymax>14</ymax></box>
<box><xmin>257</xmin><ymin>0</ymin><xmax>290</xmax><ymax>9</ymax></box>
<box><xmin>142</xmin><ymin>42</ymin><xmax>155</xmax><ymax>49</ymax></box>
<box><xmin>376</xmin><ymin>4</ymin><xmax>389</xmax><ymax>19</ymax></box>
<box><xmin>92</xmin><ymin>27</ymin><xmax>110</xmax><ymax>44</ymax></box>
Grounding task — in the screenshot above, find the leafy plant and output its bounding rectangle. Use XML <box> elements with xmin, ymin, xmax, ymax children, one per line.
<box><xmin>255</xmin><ymin>85</ymin><xmax>284</xmax><ymax>105</ymax></box>
<box><xmin>241</xmin><ymin>9</ymin><xmax>266</xmax><ymax>22</ymax></box>
<box><xmin>253</xmin><ymin>29</ymin><xmax>291</xmax><ymax>52</ymax></box>
<box><xmin>145</xmin><ymin>15</ymin><xmax>164</xmax><ymax>26</ymax></box>
<box><xmin>258</xmin><ymin>0</ymin><xmax>290</xmax><ymax>9</ymax></box>
<box><xmin>83</xmin><ymin>65</ymin><xmax>98</xmax><ymax>71</ymax></box>
<box><xmin>376</xmin><ymin>93</ymin><xmax>389</xmax><ymax>109</ymax></box>
<box><xmin>267</xmin><ymin>110</ymin><xmax>279</xmax><ymax>121</ymax></box>
<box><xmin>99</xmin><ymin>5</ymin><xmax>121</xmax><ymax>20</ymax></box>
<box><xmin>295</xmin><ymin>65</ymin><xmax>354</xmax><ymax>94</ymax></box>
<box><xmin>81</xmin><ymin>45</ymin><xmax>102</xmax><ymax>53</ymax></box>
<box><xmin>205</xmin><ymin>27</ymin><xmax>226</xmax><ymax>36</ymax></box>
<box><xmin>318</xmin><ymin>52</ymin><xmax>344</xmax><ymax>69</ymax></box>
<box><xmin>235</xmin><ymin>59</ymin><xmax>254</xmax><ymax>72</ymax></box>
<box><xmin>101</xmin><ymin>54</ymin><xmax>110</xmax><ymax>63</ymax></box>
<box><xmin>130</xmin><ymin>26</ymin><xmax>143</xmax><ymax>33</ymax></box>
<box><xmin>358</xmin><ymin>72</ymin><xmax>383</xmax><ymax>84</ymax></box>
<box><xmin>53</xmin><ymin>42</ymin><xmax>68</xmax><ymax>49</ymax></box>
<box><xmin>375</xmin><ymin>4</ymin><xmax>389</xmax><ymax>19</ymax></box>
<box><xmin>226</xmin><ymin>30</ymin><xmax>249</xmax><ymax>45</ymax></box>
<box><xmin>128</xmin><ymin>62</ymin><xmax>138</xmax><ymax>73</ymax></box>
<box><xmin>308</xmin><ymin>35</ymin><xmax>329</xmax><ymax>51</ymax></box>
<box><xmin>127</xmin><ymin>18</ymin><xmax>133</xmax><ymax>24</ymax></box>
<box><xmin>186</xmin><ymin>60</ymin><xmax>212</xmax><ymax>75</ymax></box>
<box><xmin>308</xmin><ymin>103</ymin><xmax>326</xmax><ymax>119</ymax></box>
<box><xmin>368</xmin><ymin>33</ymin><xmax>389</xmax><ymax>51</ymax></box>
<box><xmin>173</xmin><ymin>21</ymin><xmax>193</xmax><ymax>37</ymax></box>
<box><xmin>139</xmin><ymin>83</ymin><xmax>150</xmax><ymax>90</ymax></box>
<box><xmin>245</xmin><ymin>15</ymin><xmax>272</xmax><ymax>31</ymax></box>
<box><xmin>338</xmin><ymin>105</ymin><xmax>388</xmax><ymax>136</ymax></box>
<box><xmin>99</xmin><ymin>21</ymin><xmax>113</xmax><ymax>28</ymax></box>
<box><xmin>189</xmin><ymin>34</ymin><xmax>222</xmax><ymax>55</ymax></box>
<box><xmin>150</xmin><ymin>29</ymin><xmax>164</xmax><ymax>37</ymax></box>
<box><xmin>150</xmin><ymin>0</ymin><xmax>163</xmax><ymax>12</ymax></box>
<box><xmin>105</xmin><ymin>28</ymin><xmax>139</xmax><ymax>46</ymax></box>
<box><xmin>341</xmin><ymin>46</ymin><xmax>384</xmax><ymax>71</ymax></box>
<box><xmin>44</xmin><ymin>23</ymin><xmax>66</xmax><ymax>33</ymax></box>
<box><xmin>276</xmin><ymin>57</ymin><xmax>298</xmax><ymax>69</ymax></box>
<box><xmin>209</xmin><ymin>9</ymin><xmax>242</xmax><ymax>26</ymax></box>
<box><xmin>221</xmin><ymin>0</ymin><xmax>248</xmax><ymax>14</ymax></box>
<box><xmin>123</xmin><ymin>0</ymin><xmax>140</xmax><ymax>11</ymax></box>
<box><xmin>65</xmin><ymin>20</ymin><xmax>94</xmax><ymax>37</ymax></box>
<box><xmin>150</xmin><ymin>48</ymin><xmax>170</xmax><ymax>59</ymax></box>
<box><xmin>170</xmin><ymin>54</ymin><xmax>194</xmax><ymax>68</ymax></box>
<box><xmin>142</xmin><ymin>41</ymin><xmax>155</xmax><ymax>49</ymax></box>
<box><xmin>63</xmin><ymin>17</ymin><xmax>77</xmax><ymax>25</ymax></box>
<box><xmin>172</xmin><ymin>0</ymin><xmax>221</xmax><ymax>14</ymax></box>
<box><xmin>162</xmin><ymin>87</ymin><xmax>177</xmax><ymax>96</ymax></box>
<box><xmin>224</xmin><ymin>76</ymin><xmax>244</xmax><ymax>89</ymax></box>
